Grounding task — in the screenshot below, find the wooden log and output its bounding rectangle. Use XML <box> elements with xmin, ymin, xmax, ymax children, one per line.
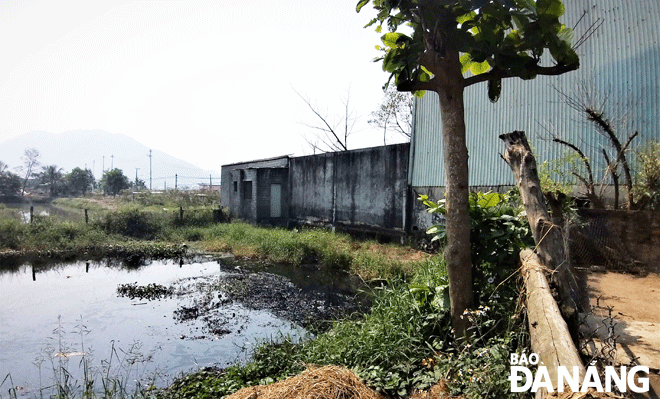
<box><xmin>522</xmin><ymin>249</ymin><xmax>586</xmax><ymax>398</ymax></box>
<box><xmin>499</xmin><ymin>131</ymin><xmax>582</xmax><ymax>328</ymax></box>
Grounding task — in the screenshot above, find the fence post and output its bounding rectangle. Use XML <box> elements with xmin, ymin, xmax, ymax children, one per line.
<box><xmin>85</xmin><ymin>209</ymin><xmax>89</xmax><ymax>224</ymax></box>
<box><xmin>179</xmin><ymin>206</ymin><xmax>184</xmax><ymax>221</ymax></box>
<box><xmin>30</xmin><ymin>206</ymin><xmax>34</xmax><ymax>223</ymax></box>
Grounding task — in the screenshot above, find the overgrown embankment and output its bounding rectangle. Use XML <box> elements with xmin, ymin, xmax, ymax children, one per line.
<box><xmin>1</xmin><ymin>195</ymin><xmax>428</xmax><ymax>280</ymax></box>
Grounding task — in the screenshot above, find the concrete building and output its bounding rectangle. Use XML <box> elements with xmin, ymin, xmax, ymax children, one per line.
<box><xmin>221</xmin><ymin>156</ymin><xmax>290</xmax><ymax>225</ymax></box>
<box><xmin>221</xmin><ymin>144</ymin><xmax>410</xmax><ymax>236</ymax></box>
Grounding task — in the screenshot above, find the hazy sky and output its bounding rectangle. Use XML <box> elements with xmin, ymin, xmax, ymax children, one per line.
<box><xmin>0</xmin><ymin>0</ymin><xmax>403</xmax><ymax>171</ymax></box>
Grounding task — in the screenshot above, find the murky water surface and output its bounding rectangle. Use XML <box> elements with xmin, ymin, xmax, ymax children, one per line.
<box><xmin>0</xmin><ymin>258</ymin><xmax>359</xmax><ymax>395</ymax></box>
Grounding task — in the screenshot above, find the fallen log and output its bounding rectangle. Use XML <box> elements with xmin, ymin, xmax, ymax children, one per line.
<box><xmin>522</xmin><ymin>249</ymin><xmax>586</xmax><ymax>398</ymax></box>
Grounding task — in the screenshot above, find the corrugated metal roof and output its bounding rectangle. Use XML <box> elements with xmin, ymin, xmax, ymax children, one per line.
<box><xmin>411</xmin><ymin>0</ymin><xmax>660</xmax><ymax>187</ymax></box>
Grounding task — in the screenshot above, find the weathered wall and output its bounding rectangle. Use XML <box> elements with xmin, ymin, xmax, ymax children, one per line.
<box><xmin>256</xmin><ymin>168</ymin><xmax>288</xmax><ymax>224</ymax></box>
<box><xmin>221</xmin><ymin>156</ymin><xmax>289</xmax><ymax>222</ymax></box>
<box><xmin>289</xmin><ymin>143</ymin><xmax>409</xmax><ymax>231</ymax></box>
<box><xmin>575</xmin><ymin>209</ymin><xmax>660</xmax><ymax>267</ymax></box>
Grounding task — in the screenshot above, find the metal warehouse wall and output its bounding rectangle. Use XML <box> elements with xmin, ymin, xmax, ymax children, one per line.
<box><xmin>410</xmin><ymin>0</ymin><xmax>660</xmax><ymax>188</ymax></box>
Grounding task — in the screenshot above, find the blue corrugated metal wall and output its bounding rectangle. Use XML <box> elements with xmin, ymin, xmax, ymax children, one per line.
<box><xmin>410</xmin><ymin>0</ymin><xmax>660</xmax><ymax>188</ymax></box>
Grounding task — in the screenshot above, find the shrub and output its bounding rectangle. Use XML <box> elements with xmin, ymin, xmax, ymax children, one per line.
<box><xmin>0</xmin><ymin>219</ymin><xmax>23</xmax><ymax>249</ymax></box>
<box><xmin>633</xmin><ymin>140</ymin><xmax>660</xmax><ymax>209</ymax></box>
<box><xmin>96</xmin><ymin>207</ymin><xmax>162</xmax><ymax>239</ymax></box>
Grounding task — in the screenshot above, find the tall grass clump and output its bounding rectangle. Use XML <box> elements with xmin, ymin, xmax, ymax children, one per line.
<box><xmin>200</xmin><ymin>222</ymin><xmax>422</xmax><ymax>279</ymax></box>
<box><xmin>0</xmin><ymin>219</ymin><xmax>23</xmax><ymax>249</ymax></box>
<box><xmin>95</xmin><ymin>207</ymin><xmax>164</xmax><ymax>240</ymax></box>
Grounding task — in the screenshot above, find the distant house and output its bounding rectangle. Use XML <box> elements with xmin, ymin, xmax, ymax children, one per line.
<box><xmin>221</xmin><ymin>144</ymin><xmax>410</xmax><ymax>236</ymax></box>
<box><xmin>409</xmin><ymin>0</ymin><xmax>660</xmax><ymax>229</ymax></box>
<box><xmin>198</xmin><ymin>183</ymin><xmax>222</xmax><ymax>194</ymax></box>
<box><xmin>221</xmin><ymin>156</ymin><xmax>290</xmax><ymax>225</ymax></box>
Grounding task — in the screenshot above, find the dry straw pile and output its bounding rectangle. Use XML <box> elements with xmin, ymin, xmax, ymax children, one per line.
<box><xmin>225</xmin><ymin>365</ymin><xmax>387</xmax><ymax>399</ymax></box>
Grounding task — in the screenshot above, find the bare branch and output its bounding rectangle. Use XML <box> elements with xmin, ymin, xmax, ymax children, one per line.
<box><xmin>552</xmin><ymin>137</ymin><xmax>595</xmax><ymax>195</ymax></box>
<box><xmin>294</xmin><ymin>87</ymin><xmax>355</xmax><ymax>152</ymax></box>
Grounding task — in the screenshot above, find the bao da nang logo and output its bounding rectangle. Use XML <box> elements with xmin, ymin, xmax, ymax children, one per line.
<box><xmin>508</xmin><ymin>353</ymin><xmax>649</xmax><ymax>393</ymax></box>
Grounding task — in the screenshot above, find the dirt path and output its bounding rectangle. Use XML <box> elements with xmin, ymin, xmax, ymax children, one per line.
<box><xmin>584</xmin><ymin>270</ymin><xmax>660</xmax><ymax>399</ymax></box>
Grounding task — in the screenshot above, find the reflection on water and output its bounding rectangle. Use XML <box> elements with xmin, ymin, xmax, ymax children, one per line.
<box><xmin>0</xmin><ymin>258</ymin><xmax>307</xmax><ymax>395</ymax></box>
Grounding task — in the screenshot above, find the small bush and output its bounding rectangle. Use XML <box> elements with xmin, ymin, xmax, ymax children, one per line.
<box><xmin>0</xmin><ymin>219</ymin><xmax>23</xmax><ymax>249</ymax></box>
<box><xmin>96</xmin><ymin>207</ymin><xmax>162</xmax><ymax>239</ymax></box>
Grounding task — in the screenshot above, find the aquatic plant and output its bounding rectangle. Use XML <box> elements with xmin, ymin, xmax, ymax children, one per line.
<box><xmin>116</xmin><ymin>282</ymin><xmax>174</xmax><ymax>301</ymax></box>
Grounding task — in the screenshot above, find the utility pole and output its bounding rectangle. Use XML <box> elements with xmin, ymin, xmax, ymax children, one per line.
<box><xmin>148</xmin><ymin>149</ymin><xmax>152</xmax><ymax>191</ymax></box>
<box><xmin>135</xmin><ymin>168</ymin><xmax>140</xmax><ymax>188</ymax></box>
<box><xmin>102</xmin><ymin>155</ymin><xmax>105</xmax><ymax>172</ymax></box>
<box><xmin>175</xmin><ymin>174</ymin><xmax>177</xmax><ymax>190</ymax></box>
<box><xmin>111</xmin><ymin>154</ymin><xmax>114</xmax><ymax>170</ymax></box>
<box><xmin>209</xmin><ymin>174</ymin><xmax>212</xmax><ymax>189</ymax></box>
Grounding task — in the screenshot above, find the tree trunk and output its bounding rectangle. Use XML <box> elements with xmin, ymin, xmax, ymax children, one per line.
<box><xmin>500</xmin><ymin>131</ymin><xmax>581</xmax><ymax>335</ymax></box>
<box><xmin>521</xmin><ymin>249</ymin><xmax>586</xmax><ymax>397</ymax></box>
<box><xmin>430</xmin><ymin>52</ymin><xmax>473</xmax><ymax>337</ymax></box>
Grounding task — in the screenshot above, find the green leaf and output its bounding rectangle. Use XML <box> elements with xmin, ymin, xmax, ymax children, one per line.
<box><xmin>478</xmin><ymin>192</ymin><xmax>502</xmax><ymax>208</ymax></box>
<box><xmin>557</xmin><ymin>25</ymin><xmax>574</xmax><ymax>42</ymax></box>
<box><xmin>537</xmin><ymin>0</ymin><xmax>564</xmax><ymax>18</ymax></box>
<box><xmin>457</xmin><ymin>11</ymin><xmax>477</xmax><ymax>25</ymax></box>
<box><xmin>469</xmin><ymin>59</ymin><xmax>490</xmax><ymax>75</ymax></box>
<box><xmin>459</xmin><ymin>53</ymin><xmax>472</xmax><ymax>74</ymax></box>
<box><xmin>356</xmin><ymin>0</ymin><xmax>370</xmax><ymax>13</ymax></box>
<box><xmin>381</xmin><ymin>32</ymin><xmax>403</xmax><ymax>48</ymax></box>
<box><xmin>364</xmin><ymin>18</ymin><xmax>378</xmax><ymax>28</ymax></box>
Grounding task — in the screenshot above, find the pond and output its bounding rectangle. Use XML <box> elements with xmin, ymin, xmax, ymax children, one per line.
<box><xmin>0</xmin><ymin>257</ymin><xmax>364</xmax><ymax>396</ymax></box>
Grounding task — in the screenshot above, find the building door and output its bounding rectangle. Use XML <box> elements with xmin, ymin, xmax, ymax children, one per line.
<box><xmin>270</xmin><ymin>184</ymin><xmax>282</xmax><ymax>218</ymax></box>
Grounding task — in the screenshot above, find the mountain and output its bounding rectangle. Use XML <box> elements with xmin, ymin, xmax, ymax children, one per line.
<box><xmin>0</xmin><ymin>130</ymin><xmax>219</xmax><ymax>190</ymax></box>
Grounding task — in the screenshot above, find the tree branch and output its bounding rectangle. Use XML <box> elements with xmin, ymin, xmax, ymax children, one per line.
<box><xmin>294</xmin><ymin>89</ymin><xmax>348</xmax><ymax>151</ymax></box>
<box><xmin>464</xmin><ymin>63</ymin><xmax>579</xmax><ymax>88</ymax></box>
<box><xmin>552</xmin><ymin>137</ymin><xmax>595</xmax><ymax>195</ymax></box>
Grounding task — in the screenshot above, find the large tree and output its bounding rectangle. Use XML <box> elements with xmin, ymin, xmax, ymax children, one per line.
<box><xmin>18</xmin><ymin>148</ymin><xmax>40</xmax><ymax>196</ymax></box>
<box><xmin>38</xmin><ymin>165</ymin><xmax>64</xmax><ymax>197</ymax></box>
<box><xmin>65</xmin><ymin>167</ymin><xmax>96</xmax><ymax>196</ymax></box>
<box><xmin>369</xmin><ymin>86</ymin><xmax>414</xmax><ymax>144</ymax></box>
<box><xmin>358</xmin><ymin>0</ymin><xmax>579</xmax><ymax>336</ymax></box>
<box><xmin>0</xmin><ymin>162</ymin><xmax>22</xmax><ymax>198</ymax></box>
<box><xmin>100</xmin><ymin>168</ymin><xmax>130</xmax><ymax>196</ymax></box>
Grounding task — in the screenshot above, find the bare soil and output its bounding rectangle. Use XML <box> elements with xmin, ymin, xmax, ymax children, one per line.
<box><xmin>583</xmin><ymin>270</ymin><xmax>660</xmax><ymax>399</ymax></box>
<box><xmin>587</xmin><ymin>271</ymin><xmax>660</xmax><ymax>325</ymax></box>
